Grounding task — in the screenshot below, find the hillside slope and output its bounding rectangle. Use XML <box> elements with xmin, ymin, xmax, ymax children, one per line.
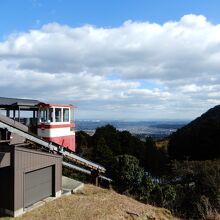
<box><xmin>0</xmin><ymin>185</ymin><xmax>176</xmax><ymax>220</ymax></box>
<box><xmin>168</xmin><ymin>105</ymin><xmax>220</xmax><ymax>160</ymax></box>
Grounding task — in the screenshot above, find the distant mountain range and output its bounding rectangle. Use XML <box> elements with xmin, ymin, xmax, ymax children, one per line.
<box><xmin>75</xmin><ymin>120</ymin><xmax>188</xmax><ymax>139</ymax></box>
<box><xmin>168</xmin><ymin>105</ymin><xmax>220</xmax><ymax>160</ymax></box>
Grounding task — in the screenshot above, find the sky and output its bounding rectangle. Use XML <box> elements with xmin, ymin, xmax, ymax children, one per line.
<box><xmin>1</xmin><ymin>0</ymin><xmax>220</xmax><ymax>120</ymax></box>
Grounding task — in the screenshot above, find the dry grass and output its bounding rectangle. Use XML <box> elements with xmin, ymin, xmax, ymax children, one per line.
<box><xmin>0</xmin><ymin>184</ymin><xmax>178</xmax><ymax>220</ymax></box>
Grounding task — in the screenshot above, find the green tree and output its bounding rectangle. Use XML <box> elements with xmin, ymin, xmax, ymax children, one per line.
<box><xmin>145</xmin><ymin>137</ymin><xmax>168</xmax><ymax>176</ymax></box>
<box><xmin>92</xmin><ymin>124</ymin><xmax>121</xmax><ymax>155</ymax></box>
<box><xmin>110</xmin><ymin>154</ymin><xmax>144</xmax><ymax>193</ymax></box>
<box><xmin>92</xmin><ymin>137</ymin><xmax>113</xmax><ymax>168</ymax></box>
<box><xmin>76</xmin><ymin>131</ymin><xmax>90</xmax><ymax>156</ymax></box>
<box><xmin>150</xmin><ymin>184</ymin><xmax>163</xmax><ymax>206</ymax></box>
<box><xmin>163</xmin><ymin>185</ymin><xmax>176</xmax><ymax>209</ymax></box>
<box><xmin>140</xmin><ymin>177</ymin><xmax>155</xmax><ymax>203</ymax></box>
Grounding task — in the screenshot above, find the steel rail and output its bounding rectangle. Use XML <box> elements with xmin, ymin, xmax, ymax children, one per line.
<box><xmin>0</xmin><ymin>114</ymin><xmax>106</xmax><ymax>173</ymax></box>
<box><xmin>62</xmin><ymin>161</ymin><xmax>113</xmax><ymax>182</ymax></box>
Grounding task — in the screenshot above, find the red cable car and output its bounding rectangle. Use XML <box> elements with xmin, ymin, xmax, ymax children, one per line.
<box><xmin>37</xmin><ymin>103</ymin><xmax>76</xmax><ymax>152</ymax></box>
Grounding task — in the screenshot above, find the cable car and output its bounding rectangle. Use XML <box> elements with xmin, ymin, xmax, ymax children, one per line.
<box><xmin>37</xmin><ymin>103</ymin><xmax>76</xmax><ymax>152</ymax></box>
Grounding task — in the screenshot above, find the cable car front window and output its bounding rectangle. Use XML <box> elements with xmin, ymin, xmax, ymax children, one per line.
<box><xmin>63</xmin><ymin>108</ymin><xmax>69</xmax><ymax>122</ymax></box>
<box><xmin>55</xmin><ymin>108</ymin><xmax>62</xmax><ymax>122</ymax></box>
<box><xmin>70</xmin><ymin>108</ymin><xmax>74</xmax><ymax>124</ymax></box>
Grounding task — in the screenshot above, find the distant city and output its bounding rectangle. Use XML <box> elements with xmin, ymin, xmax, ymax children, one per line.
<box><xmin>75</xmin><ymin>120</ymin><xmax>189</xmax><ymax>139</ymax></box>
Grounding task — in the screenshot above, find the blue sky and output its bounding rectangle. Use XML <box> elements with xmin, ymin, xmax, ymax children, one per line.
<box><xmin>1</xmin><ymin>0</ymin><xmax>220</xmax><ymax>36</ymax></box>
<box><xmin>1</xmin><ymin>1</ymin><xmax>220</xmax><ymax>120</ymax></box>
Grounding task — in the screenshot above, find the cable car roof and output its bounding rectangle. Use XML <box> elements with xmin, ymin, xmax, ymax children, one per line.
<box><xmin>38</xmin><ymin>103</ymin><xmax>77</xmax><ymax>108</ymax></box>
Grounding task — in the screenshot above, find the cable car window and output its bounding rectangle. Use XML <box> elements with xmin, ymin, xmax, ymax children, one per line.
<box><xmin>40</xmin><ymin>110</ymin><xmax>47</xmax><ymax>122</ymax></box>
<box><xmin>70</xmin><ymin>108</ymin><xmax>74</xmax><ymax>124</ymax></box>
<box><xmin>55</xmin><ymin>108</ymin><xmax>62</xmax><ymax>122</ymax></box>
<box><xmin>49</xmin><ymin>108</ymin><xmax>53</xmax><ymax>122</ymax></box>
<box><xmin>63</xmin><ymin>108</ymin><xmax>69</xmax><ymax>122</ymax></box>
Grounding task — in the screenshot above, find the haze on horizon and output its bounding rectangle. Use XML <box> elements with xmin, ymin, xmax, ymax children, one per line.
<box><xmin>0</xmin><ymin>0</ymin><xmax>220</xmax><ymax>120</ymax></box>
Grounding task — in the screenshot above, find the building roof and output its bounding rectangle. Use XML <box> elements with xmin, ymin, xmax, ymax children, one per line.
<box><xmin>0</xmin><ymin>97</ymin><xmax>76</xmax><ymax>110</ymax></box>
<box><xmin>0</xmin><ymin>97</ymin><xmax>41</xmax><ymax>109</ymax></box>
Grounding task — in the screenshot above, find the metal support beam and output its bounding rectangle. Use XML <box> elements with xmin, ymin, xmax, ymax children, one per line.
<box><xmin>6</xmin><ymin>110</ymin><xmax>10</xmax><ymax>117</ymax></box>
<box><xmin>13</xmin><ymin>110</ymin><xmax>15</xmax><ymax>119</ymax></box>
<box><xmin>18</xmin><ymin>107</ymin><xmax>20</xmax><ymax>122</ymax></box>
<box><xmin>62</xmin><ymin>161</ymin><xmax>91</xmax><ymax>175</ymax></box>
<box><xmin>33</xmin><ymin>110</ymin><xmax>35</xmax><ymax>119</ymax></box>
<box><xmin>0</xmin><ymin>140</ymin><xmax>10</xmax><ymax>143</ymax></box>
<box><xmin>91</xmin><ymin>169</ymin><xmax>100</xmax><ymax>186</ymax></box>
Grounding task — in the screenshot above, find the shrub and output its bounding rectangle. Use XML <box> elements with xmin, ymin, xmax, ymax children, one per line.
<box><xmin>110</xmin><ymin>154</ymin><xmax>144</xmax><ymax>193</ymax></box>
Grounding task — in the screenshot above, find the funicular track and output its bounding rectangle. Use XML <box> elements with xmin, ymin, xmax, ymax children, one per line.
<box><xmin>0</xmin><ymin>114</ymin><xmax>110</xmax><ymax>181</ymax></box>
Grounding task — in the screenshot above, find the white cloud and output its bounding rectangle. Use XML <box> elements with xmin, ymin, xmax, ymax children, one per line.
<box><xmin>180</xmin><ymin>84</ymin><xmax>201</xmax><ymax>93</ymax></box>
<box><xmin>0</xmin><ymin>14</ymin><xmax>220</xmax><ymax>119</ymax></box>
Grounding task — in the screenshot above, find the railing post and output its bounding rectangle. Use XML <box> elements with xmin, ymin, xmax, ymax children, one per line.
<box><xmin>91</xmin><ymin>169</ymin><xmax>100</xmax><ymax>186</ymax></box>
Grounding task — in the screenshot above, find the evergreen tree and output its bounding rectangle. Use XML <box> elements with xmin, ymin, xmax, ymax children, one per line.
<box><xmin>92</xmin><ymin>137</ymin><xmax>113</xmax><ymax>168</ymax></box>
<box><xmin>110</xmin><ymin>154</ymin><xmax>144</xmax><ymax>193</ymax></box>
